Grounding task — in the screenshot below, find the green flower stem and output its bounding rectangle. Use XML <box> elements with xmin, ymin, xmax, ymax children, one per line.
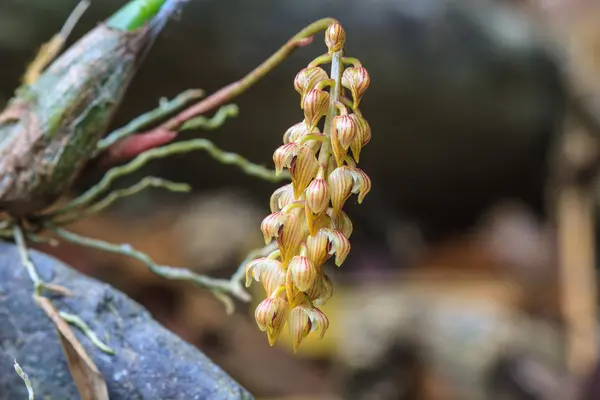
<box><xmin>158</xmin><ymin>18</ymin><xmax>339</xmax><ymax>132</ymax></box>
<box><xmin>341</xmin><ymin>56</ymin><xmax>362</xmax><ymax>68</ymax></box>
<box><xmin>50</xmin><ymin>138</ymin><xmax>289</xmax><ymax>218</ymax></box>
<box><xmin>59</xmin><ymin>311</ymin><xmax>115</xmax><ymax>355</ymax></box>
<box><xmin>308</xmin><ymin>54</ymin><xmax>333</xmax><ymax>69</ymax></box>
<box><xmin>297</xmin><ymin>133</ymin><xmax>326</xmax><ymax>145</ymax></box>
<box><xmin>96</xmin><ymin>89</ymin><xmax>204</xmax><ymax>152</ymax></box>
<box><xmin>53</xmin><ymin>177</ymin><xmax>191</xmax><ymax>226</ymax></box>
<box><xmin>318</xmin><ymin>50</ymin><xmax>344</xmax><ymax>171</ymax></box>
<box><xmin>315</xmin><ymin>79</ymin><xmax>335</xmax><ymax>90</ymax></box>
<box><xmin>340</xmin><ymin>95</ymin><xmax>355</xmax><ymax>111</ymax></box>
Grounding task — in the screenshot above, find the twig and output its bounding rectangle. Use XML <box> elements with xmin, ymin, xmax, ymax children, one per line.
<box><xmin>50</xmin><ymin>138</ymin><xmax>289</xmax><ymax>217</ymax></box>
<box><xmin>53</xmin><ymin>177</ymin><xmax>190</xmax><ymax>225</ymax></box>
<box><xmin>153</xmin><ymin>18</ymin><xmax>338</xmax><ymax>132</ymax></box>
<box><xmin>13</xmin><ymin>359</ymin><xmax>35</xmax><ymax>400</ymax></box>
<box><xmin>96</xmin><ymin>89</ymin><xmax>204</xmax><ymax>152</ymax></box>
<box><xmin>48</xmin><ymin>226</ymin><xmax>276</xmax><ymax>310</ymax></box>
<box><xmin>59</xmin><ymin>311</ymin><xmax>115</xmax><ymax>355</ymax></box>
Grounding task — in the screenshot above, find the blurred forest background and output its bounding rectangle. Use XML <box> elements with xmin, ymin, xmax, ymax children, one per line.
<box><xmin>3</xmin><ymin>0</ymin><xmax>600</xmax><ymax>399</ymax></box>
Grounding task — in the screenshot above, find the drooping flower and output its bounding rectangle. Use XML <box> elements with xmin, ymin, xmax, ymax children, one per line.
<box><xmin>283</xmin><ymin>121</ymin><xmax>323</xmax><ymax>153</ymax></box>
<box><xmin>269</xmin><ymin>183</ymin><xmax>296</xmax><ymax>213</ymax></box>
<box><xmin>260</xmin><ymin>211</ymin><xmax>303</xmax><ymax>264</ymax></box>
<box><xmin>288</xmin><ymin>304</ymin><xmax>329</xmax><ymax>352</ymax></box>
<box><xmin>294</xmin><ymin>67</ymin><xmax>329</xmax><ymax>106</ymax></box>
<box><xmin>288</xmin><ymin>255</ymin><xmax>317</xmax><ymax>292</ymax></box>
<box><xmin>342</xmin><ymin>67</ymin><xmax>370</xmax><ymax>108</ymax></box>
<box><xmin>302</xmin><ymin>89</ymin><xmax>330</xmax><ymax>132</ymax></box>
<box><xmin>331</xmin><ymin>114</ymin><xmax>358</xmax><ymax>166</ymax></box>
<box><xmin>273</xmin><ymin>142</ymin><xmax>319</xmax><ymax>198</ymax></box>
<box><xmin>306</xmin><ymin>273</ymin><xmax>334</xmax><ymax>306</ymax></box>
<box><xmin>328</xmin><ymin>166</ymin><xmax>372</xmax><ymax>215</ymax></box>
<box><xmin>255</xmin><ymin>297</ymin><xmax>289</xmax><ymax>346</ymax></box>
<box><xmin>305</xmin><ymin>176</ymin><xmax>329</xmax><ymax>216</ymax></box>
<box><xmin>247</xmin><ymin>21</ymin><xmax>372</xmax><ymax>352</ymax></box>
<box><xmin>245</xmin><ymin>257</ymin><xmax>285</xmax><ymax>296</ymax></box>
<box><xmin>328</xmin><ymin>208</ymin><xmax>353</xmax><ymax>239</ymax></box>
<box><xmin>306</xmin><ymin>227</ymin><xmax>351</xmax><ymax>267</ymax></box>
<box><xmin>349</xmin><ymin>113</ymin><xmax>371</xmax><ymax>162</ymax></box>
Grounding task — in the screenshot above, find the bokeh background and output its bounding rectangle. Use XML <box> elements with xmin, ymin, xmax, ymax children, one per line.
<box><xmin>3</xmin><ymin>0</ymin><xmax>600</xmax><ymax>398</ymax></box>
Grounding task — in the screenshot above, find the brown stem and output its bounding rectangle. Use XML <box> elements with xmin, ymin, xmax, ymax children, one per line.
<box><xmin>157</xmin><ymin>18</ymin><xmax>339</xmax><ymax>132</ymax></box>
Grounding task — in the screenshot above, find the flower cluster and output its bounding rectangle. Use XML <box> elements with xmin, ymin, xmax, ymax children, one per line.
<box><xmin>245</xmin><ymin>23</ymin><xmax>371</xmax><ymax>352</ymax></box>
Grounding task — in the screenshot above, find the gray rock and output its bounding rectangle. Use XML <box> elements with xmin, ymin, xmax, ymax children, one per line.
<box><xmin>0</xmin><ymin>241</ymin><xmax>253</xmax><ymax>400</ymax></box>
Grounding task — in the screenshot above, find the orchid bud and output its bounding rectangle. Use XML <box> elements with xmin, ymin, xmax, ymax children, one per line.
<box><xmin>305</xmin><ymin>178</ymin><xmax>329</xmax><ymax>215</ymax></box>
<box><xmin>332</xmin><ymin>114</ymin><xmax>358</xmax><ymax>166</ymax></box>
<box><xmin>302</xmin><ymin>89</ymin><xmax>330</xmax><ymax>132</ymax></box>
<box><xmin>342</xmin><ymin>67</ymin><xmax>370</xmax><ymax>108</ymax></box>
<box><xmin>325</xmin><ymin>23</ymin><xmax>346</xmax><ymax>53</ymax></box>
<box><xmin>294</xmin><ymin>67</ymin><xmax>329</xmax><ymax>106</ymax></box>
<box><xmin>349</xmin><ymin>114</ymin><xmax>371</xmax><ymax>162</ymax></box>
<box><xmin>334</xmin><ymin>115</ymin><xmax>357</xmax><ymax>149</ymax></box>
<box><xmin>288</xmin><ymin>255</ymin><xmax>317</xmax><ymax>292</ymax></box>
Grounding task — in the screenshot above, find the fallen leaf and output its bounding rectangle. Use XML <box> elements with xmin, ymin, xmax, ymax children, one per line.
<box><xmin>35</xmin><ymin>295</ymin><xmax>109</xmax><ymax>400</ymax></box>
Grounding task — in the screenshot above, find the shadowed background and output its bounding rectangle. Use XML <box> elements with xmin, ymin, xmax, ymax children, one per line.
<box><xmin>2</xmin><ymin>0</ymin><xmax>595</xmax><ymax>399</ymax></box>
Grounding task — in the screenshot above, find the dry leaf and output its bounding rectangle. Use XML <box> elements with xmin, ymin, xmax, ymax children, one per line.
<box><xmin>35</xmin><ymin>295</ymin><xmax>109</xmax><ymax>400</ymax></box>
